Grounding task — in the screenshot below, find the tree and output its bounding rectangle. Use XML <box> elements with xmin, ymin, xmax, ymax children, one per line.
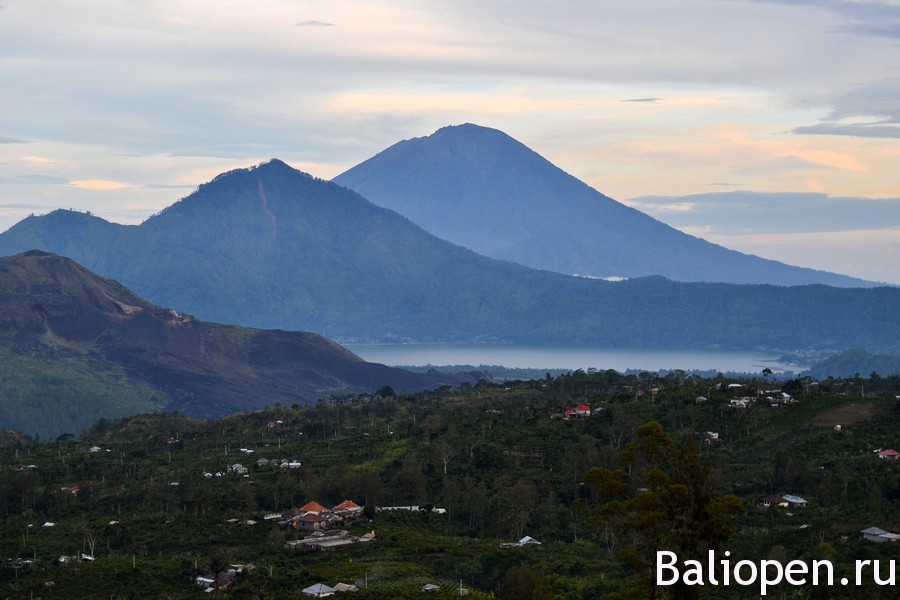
<box><xmin>435</xmin><ymin>438</ymin><xmax>456</xmax><ymax>475</ymax></box>
<box><xmin>208</xmin><ymin>555</ymin><xmax>229</xmax><ymax>592</ymax></box>
<box><xmin>586</xmin><ymin>422</ymin><xmax>743</xmax><ymax>599</ymax></box>
<box><xmin>497</xmin><ymin>566</ymin><xmax>554</xmax><ymax>600</ymax></box>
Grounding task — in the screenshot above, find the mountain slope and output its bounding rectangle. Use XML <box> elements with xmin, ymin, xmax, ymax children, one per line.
<box><xmin>0</xmin><ymin>162</ymin><xmax>897</xmax><ymax>353</ymax></box>
<box><xmin>0</xmin><ymin>251</ymin><xmax>477</xmax><ymax>436</ymax></box>
<box><xmin>333</xmin><ymin>124</ymin><xmax>871</xmax><ymax>287</ymax></box>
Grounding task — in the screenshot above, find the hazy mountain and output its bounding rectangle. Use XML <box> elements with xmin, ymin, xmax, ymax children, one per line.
<box><xmin>0</xmin><ymin>161</ymin><xmax>897</xmax><ymax>354</ymax></box>
<box><xmin>0</xmin><ymin>250</ymin><xmax>477</xmax><ymax>436</ymax></box>
<box><xmin>334</xmin><ymin>124</ymin><xmax>871</xmax><ymax>287</ymax></box>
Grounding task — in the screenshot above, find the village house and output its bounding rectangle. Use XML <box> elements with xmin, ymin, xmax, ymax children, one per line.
<box><xmin>759</xmin><ymin>495</ymin><xmax>789</xmax><ymax>508</ymax></box>
<box><xmin>228</xmin><ymin>463</ymin><xmax>249</xmax><ymax>475</ymax></box>
<box><xmin>294</xmin><ymin>513</ymin><xmax>328</xmax><ymax>531</ymax></box>
<box><xmin>560</xmin><ymin>403</ymin><xmax>594</xmax><ymax>419</ymax></box>
<box><xmin>766</xmin><ymin>392</ymin><xmax>795</xmax><ymax>408</ymax></box>
<box><xmin>301</xmin><ymin>582</ymin><xmax>336</xmax><ymax>597</ymax></box>
<box><xmin>877</xmin><ymin>449</ymin><xmax>899</xmax><ymax>460</ymax></box>
<box><xmin>333</xmin><ymin>499</ymin><xmax>364</xmax><ymax>517</ymax></box>
<box><xmin>729</xmin><ymin>396</ymin><xmax>754</xmax><ymax>409</ymax></box>
<box><xmin>861</xmin><ymin>527</ymin><xmax>900</xmax><ymax>543</ymax></box>
<box><xmin>285</xmin><ymin>530</ymin><xmax>375</xmax><ymax>551</ymax></box>
<box><xmin>297</xmin><ymin>500</ymin><xmax>328</xmax><ymax>514</ymax></box>
<box><xmin>781</xmin><ymin>494</ymin><xmax>808</xmax><ymax>507</ymax></box>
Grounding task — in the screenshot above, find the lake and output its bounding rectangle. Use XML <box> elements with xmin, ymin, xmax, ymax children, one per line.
<box><xmin>344</xmin><ymin>343</ymin><xmax>807</xmax><ymax>374</ymax></box>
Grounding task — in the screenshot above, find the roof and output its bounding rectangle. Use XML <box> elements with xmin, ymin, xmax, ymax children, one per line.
<box><xmin>298</xmin><ymin>501</ymin><xmax>328</xmax><ymax>513</ymax></box>
<box><xmin>333</xmin><ymin>582</ymin><xmax>359</xmax><ymax>592</ymax></box>
<box><xmin>782</xmin><ymin>494</ymin><xmax>807</xmax><ymax>504</ymax></box>
<box><xmin>878</xmin><ymin>449</ymin><xmax>900</xmax><ymax>457</ymax></box>
<box><xmin>301</xmin><ymin>582</ymin><xmax>336</xmax><ymax>596</ymax></box>
<box><xmin>298</xmin><ymin>513</ymin><xmax>328</xmax><ymax>523</ymax></box>
<box><xmin>334</xmin><ymin>499</ymin><xmax>362</xmax><ymax>510</ymax></box>
<box><xmin>573</xmin><ymin>404</ymin><xmax>591</xmax><ymax>411</ymax></box>
<box><xmin>519</xmin><ymin>535</ymin><xmax>541</xmax><ymax>544</ymax></box>
<box><xmin>861</xmin><ymin>527</ymin><xmax>889</xmax><ymax>536</ymax></box>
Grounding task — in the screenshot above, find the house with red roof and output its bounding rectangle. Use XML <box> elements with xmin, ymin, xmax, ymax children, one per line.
<box><xmin>878</xmin><ymin>449</ymin><xmax>899</xmax><ymax>460</ymax></box>
<box><xmin>563</xmin><ymin>404</ymin><xmax>593</xmax><ymax>419</ymax></box>
<box><xmin>294</xmin><ymin>513</ymin><xmax>328</xmax><ymax>531</ymax></box>
<box><xmin>572</xmin><ymin>404</ymin><xmax>592</xmax><ymax>417</ymax></box>
<box><xmin>759</xmin><ymin>495</ymin><xmax>789</xmax><ymax>508</ymax></box>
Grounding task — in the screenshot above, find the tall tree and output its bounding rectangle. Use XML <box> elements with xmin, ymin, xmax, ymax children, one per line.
<box><xmin>585</xmin><ymin>422</ymin><xmax>743</xmax><ymax>599</ymax></box>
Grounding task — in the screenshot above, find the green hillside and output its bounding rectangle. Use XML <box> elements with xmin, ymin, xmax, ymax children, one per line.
<box><xmin>0</xmin><ymin>370</ymin><xmax>897</xmax><ymax>598</ymax></box>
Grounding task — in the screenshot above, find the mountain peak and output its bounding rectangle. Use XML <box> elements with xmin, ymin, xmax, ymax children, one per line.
<box><xmin>433</xmin><ymin>122</ymin><xmax>506</xmax><ymax>137</ymax></box>
<box><xmin>416</xmin><ymin>123</ymin><xmax>524</xmax><ymax>152</ymax></box>
<box><xmin>334</xmin><ymin>126</ymin><xmax>874</xmax><ymax>287</ymax></box>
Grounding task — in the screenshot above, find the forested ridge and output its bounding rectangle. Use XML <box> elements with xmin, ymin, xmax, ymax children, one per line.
<box><xmin>1</xmin><ymin>160</ymin><xmax>898</xmax><ymax>353</ymax></box>
<box><xmin>0</xmin><ymin>370</ymin><xmax>898</xmax><ymax>598</ymax></box>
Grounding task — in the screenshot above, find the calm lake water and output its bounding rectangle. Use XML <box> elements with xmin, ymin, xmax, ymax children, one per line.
<box><xmin>344</xmin><ymin>344</ymin><xmax>807</xmax><ymax>374</ymax></box>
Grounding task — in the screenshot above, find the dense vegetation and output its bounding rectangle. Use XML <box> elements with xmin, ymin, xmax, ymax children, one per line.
<box><xmin>807</xmin><ymin>350</ymin><xmax>900</xmax><ymax>379</ymax></box>
<box><xmin>0</xmin><ymin>369</ymin><xmax>898</xmax><ymax>598</ymax></box>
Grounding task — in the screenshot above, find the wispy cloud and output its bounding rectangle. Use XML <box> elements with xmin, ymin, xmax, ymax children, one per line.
<box><xmin>0</xmin><ymin>137</ymin><xmax>26</xmax><ymax>144</ymax></box>
<box><xmin>792</xmin><ymin>78</ymin><xmax>900</xmax><ymax>138</ymax></box>
<box><xmin>623</xmin><ymin>97</ymin><xmax>662</xmax><ymax>103</ymax></box>
<box><xmin>794</xmin><ymin>122</ymin><xmax>900</xmax><ymax>138</ymax></box>
<box><xmin>296</xmin><ymin>20</ymin><xmax>334</xmax><ymax>27</ymax></box>
<box><xmin>22</xmin><ymin>156</ymin><xmax>57</xmax><ymax>165</ymax></box>
<box><xmin>629</xmin><ymin>191</ymin><xmax>900</xmax><ymax>235</ymax></box>
<box><xmin>650</xmin><ymin>202</ymin><xmax>697</xmax><ymax>212</ymax></box>
<box><xmin>16</xmin><ymin>174</ymin><xmax>69</xmax><ymax>185</ymax></box>
<box><xmin>68</xmin><ymin>179</ymin><xmax>129</xmax><ymax>190</ymax></box>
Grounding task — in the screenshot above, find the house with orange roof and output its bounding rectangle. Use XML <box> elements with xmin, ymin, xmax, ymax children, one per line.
<box><xmin>298</xmin><ymin>501</ymin><xmax>328</xmax><ymax>514</ymax></box>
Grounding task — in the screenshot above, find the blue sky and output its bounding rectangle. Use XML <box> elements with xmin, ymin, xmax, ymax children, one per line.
<box><xmin>1</xmin><ymin>0</ymin><xmax>898</xmax><ymax>283</ymax></box>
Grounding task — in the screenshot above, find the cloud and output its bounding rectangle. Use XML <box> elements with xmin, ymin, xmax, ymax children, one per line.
<box><xmin>792</xmin><ymin>78</ymin><xmax>900</xmax><ymax>138</ymax></box>
<box><xmin>629</xmin><ymin>191</ymin><xmax>900</xmax><ymax>235</ymax></box>
<box><xmin>22</xmin><ymin>156</ymin><xmax>57</xmax><ymax>165</ymax></box>
<box><xmin>649</xmin><ymin>202</ymin><xmax>697</xmax><ymax>212</ymax></box>
<box><xmin>794</xmin><ymin>122</ymin><xmax>900</xmax><ymax>138</ymax></box>
<box><xmin>16</xmin><ymin>174</ymin><xmax>70</xmax><ymax>185</ymax></box>
<box><xmin>753</xmin><ymin>0</ymin><xmax>900</xmax><ymax>39</ymax></box>
<box><xmin>0</xmin><ymin>137</ymin><xmax>26</xmax><ymax>144</ymax></box>
<box><xmin>296</xmin><ymin>20</ymin><xmax>334</xmax><ymax>27</ymax></box>
<box><xmin>623</xmin><ymin>98</ymin><xmax>662</xmax><ymax>103</ymax></box>
<box><xmin>68</xmin><ymin>179</ymin><xmax>129</xmax><ymax>190</ymax></box>
<box><xmin>701</xmin><ymin>227</ymin><xmax>900</xmax><ymax>285</ymax></box>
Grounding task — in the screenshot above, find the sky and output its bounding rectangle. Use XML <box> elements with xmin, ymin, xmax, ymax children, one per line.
<box><xmin>1</xmin><ymin>0</ymin><xmax>899</xmax><ymax>284</ymax></box>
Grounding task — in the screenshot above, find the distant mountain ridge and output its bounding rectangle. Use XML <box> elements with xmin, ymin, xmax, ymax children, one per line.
<box><xmin>0</xmin><ymin>250</ymin><xmax>477</xmax><ymax>436</ymax></box>
<box><xmin>0</xmin><ymin>160</ymin><xmax>897</xmax><ymax>354</ymax></box>
<box><xmin>334</xmin><ymin>124</ymin><xmax>871</xmax><ymax>287</ymax></box>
